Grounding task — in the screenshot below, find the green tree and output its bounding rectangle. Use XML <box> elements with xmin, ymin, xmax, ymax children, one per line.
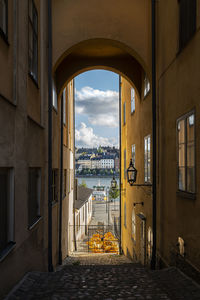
<box><xmin>109</xmin><ymin>185</ymin><xmax>119</xmax><ymax>200</ymax></box>
<box><xmin>79</xmin><ymin>180</ymin><xmax>87</xmax><ymax>188</ymax></box>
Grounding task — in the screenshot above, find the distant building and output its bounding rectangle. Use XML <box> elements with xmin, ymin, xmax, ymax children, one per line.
<box><xmin>75</xmin><ymin>186</ymin><xmax>93</xmax><ymax>240</ymax></box>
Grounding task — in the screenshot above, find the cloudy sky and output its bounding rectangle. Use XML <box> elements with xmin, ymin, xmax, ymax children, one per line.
<box><xmin>75</xmin><ymin>70</ymin><xmax>119</xmax><ymax>148</ymax></box>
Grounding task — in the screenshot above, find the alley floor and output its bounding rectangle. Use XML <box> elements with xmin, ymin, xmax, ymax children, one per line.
<box><xmin>5</xmin><ymin>253</ymin><xmax>200</xmax><ymax>300</ymax></box>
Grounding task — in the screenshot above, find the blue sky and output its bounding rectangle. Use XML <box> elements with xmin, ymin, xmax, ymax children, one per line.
<box><xmin>75</xmin><ymin>70</ymin><xmax>119</xmax><ymax>148</ymax></box>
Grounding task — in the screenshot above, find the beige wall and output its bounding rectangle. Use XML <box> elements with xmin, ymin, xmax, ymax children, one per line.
<box><xmin>121</xmin><ymin>77</ymin><xmax>152</xmax><ymax>264</ymax></box>
<box><xmin>157</xmin><ymin>0</ymin><xmax>200</xmax><ymax>270</ymax></box>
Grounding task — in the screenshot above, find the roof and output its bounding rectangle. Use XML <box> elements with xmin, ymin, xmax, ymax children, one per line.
<box><xmin>75</xmin><ymin>186</ymin><xmax>93</xmax><ymax>210</ymax></box>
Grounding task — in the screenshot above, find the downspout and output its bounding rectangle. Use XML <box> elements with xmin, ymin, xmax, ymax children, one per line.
<box><xmin>119</xmin><ymin>75</ymin><xmax>122</xmax><ymax>255</ymax></box>
<box><xmin>73</xmin><ymin>79</ymin><xmax>77</xmax><ymax>251</ymax></box>
<box><xmin>58</xmin><ymin>95</ymin><xmax>63</xmax><ymax>265</ymax></box>
<box><xmin>151</xmin><ymin>0</ymin><xmax>157</xmax><ymax>270</ymax></box>
<box><xmin>47</xmin><ymin>0</ymin><xmax>53</xmax><ymax>272</ymax></box>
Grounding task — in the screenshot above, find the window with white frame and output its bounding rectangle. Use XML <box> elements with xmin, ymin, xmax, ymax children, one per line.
<box><xmin>28</xmin><ymin>168</ymin><xmax>41</xmax><ymax>228</ymax></box>
<box><xmin>131</xmin><ymin>88</ymin><xmax>135</xmax><ymax>113</ymax></box>
<box><xmin>52</xmin><ymin>80</ymin><xmax>58</xmax><ymax>109</ymax></box>
<box><xmin>177</xmin><ymin>112</ymin><xmax>195</xmax><ymax>193</ymax></box>
<box><xmin>147</xmin><ymin>227</ymin><xmax>153</xmax><ymax>261</ymax></box>
<box><xmin>132</xmin><ymin>209</ymin><xmax>136</xmax><ymax>240</ymax></box>
<box><xmin>144</xmin><ymin>75</ymin><xmax>150</xmax><ymax>97</ymax></box>
<box><xmin>63</xmin><ymin>88</ymin><xmax>66</xmax><ymax>125</ymax></box>
<box><xmin>28</xmin><ymin>0</ymin><xmax>38</xmax><ymax>82</ymax></box>
<box><xmin>132</xmin><ymin>144</ymin><xmax>136</xmax><ymax>167</ymax></box>
<box><xmin>123</xmin><ymin>102</ymin><xmax>126</xmax><ymax>125</ymax></box>
<box><xmin>144</xmin><ymin>135</ymin><xmax>151</xmax><ymax>182</ymax></box>
<box><xmin>0</xmin><ymin>168</ymin><xmax>14</xmax><ymax>254</ymax></box>
<box><xmin>0</xmin><ymin>0</ymin><xmax>7</xmax><ymax>37</ymax></box>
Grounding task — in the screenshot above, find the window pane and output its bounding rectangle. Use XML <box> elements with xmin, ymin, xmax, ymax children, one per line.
<box><xmin>0</xmin><ymin>0</ymin><xmax>7</xmax><ymax>34</ymax></box>
<box><xmin>0</xmin><ymin>169</ymin><xmax>8</xmax><ymax>251</ymax></box>
<box><xmin>131</xmin><ymin>88</ymin><xmax>135</xmax><ymax>113</ymax></box>
<box><xmin>179</xmin><ymin>167</ymin><xmax>186</xmax><ymax>190</ymax></box>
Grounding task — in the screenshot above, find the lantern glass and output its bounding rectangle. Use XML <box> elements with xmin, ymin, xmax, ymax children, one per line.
<box><xmin>127</xmin><ymin>159</ymin><xmax>137</xmax><ymax>186</ymax></box>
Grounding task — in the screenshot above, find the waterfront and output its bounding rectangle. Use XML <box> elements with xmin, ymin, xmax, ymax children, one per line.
<box><xmin>77</xmin><ymin>176</ymin><xmax>120</xmax><ymax>189</ymax></box>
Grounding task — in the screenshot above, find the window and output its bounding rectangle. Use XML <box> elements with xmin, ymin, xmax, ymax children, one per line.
<box><xmin>132</xmin><ymin>144</ymin><xmax>136</xmax><ymax>167</ymax></box>
<box><xmin>147</xmin><ymin>227</ymin><xmax>153</xmax><ymax>261</ymax></box>
<box><xmin>28</xmin><ymin>168</ymin><xmax>41</xmax><ymax>228</ymax></box>
<box><xmin>63</xmin><ymin>169</ymin><xmax>67</xmax><ymax>197</ymax></box>
<box><xmin>53</xmin><ymin>80</ymin><xmax>58</xmax><ymax>109</ymax></box>
<box><xmin>179</xmin><ymin>0</ymin><xmax>196</xmax><ymax>50</ymax></box>
<box><xmin>28</xmin><ymin>0</ymin><xmax>38</xmax><ymax>82</ymax></box>
<box><xmin>0</xmin><ymin>168</ymin><xmax>14</xmax><ymax>255</ymax></box>
<box><xmin>177</xmin><ymin>112</ymin><xmax>195</xmax><ymax>193</ymax></box>
<box><xmin>123</xmin><ymin>102</ymin><xmax>126</xmax><ymax>125</ymax></box>
<box><xmin>63</xmin><ymin>88</ymin><xmax>66</xmax><ymax>125</ymax></box>
<box><xmin>131</xmin><ymin>88</ymin><xmax>135</xmax><ymax>113</ymax></box>
<box><xmin>132</xmin><ymin>209</ymin><xmax>136</xmax><ymax>240</ymax></box>
<box><xmin>0</xmin><ymin>0</ymin><xmax>7</xmax><ymax>38</ymax></box>
<box><xmin>144</xmin><ymin>135</ymin><xmax>151</xmax><ymax>182</ymax></box>
<box><xmin>124</xmin><ymin>149</ymin><xmax>126</xmax><ymax>180</ymax></box>
<box><xmin>144</xmin><ymin>75</ymin><xmax>150</xmax><ymax>97</ymax></box>
<box><xmin>124</xmin><ymin>202</ymin><xmax>126</xmax><ymax>227</ymax></box>
<box><xmin>52</xmin><ymin>169</ymin><xmax>58</xmax><ymax>203</ymax></box>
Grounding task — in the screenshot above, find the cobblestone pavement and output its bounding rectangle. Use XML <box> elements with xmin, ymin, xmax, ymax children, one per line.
<box><xmin>5</xmin><ymin>253</ymin><xmax>200</xmax><ymax>300</ymax></box>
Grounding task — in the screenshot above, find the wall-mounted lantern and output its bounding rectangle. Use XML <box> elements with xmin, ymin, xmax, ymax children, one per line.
<box><xmin>127</xmin><ymin>159</ymin><xmax>137</xmax><ymax>186</ymax></box>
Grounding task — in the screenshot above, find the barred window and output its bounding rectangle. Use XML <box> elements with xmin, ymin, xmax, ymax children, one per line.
<box><xmin>28</xmin><ymin>0</ymin><xmax>38</xmax><ymax>82</ymax></box>
<box><xmin>132</xmin><ymin>144</ymin><xmax>136</xmax><ymax>167</ymax></box>
<box><xmin>144</xmin><ymin>135</ymin><xmax>151</xmax><ymax>182</ymax></box>
<box><xmin>131</xmin><ymin>88</ymin><xmax>135</xmax><ymax>113</ymax></box>
<box><xmin>179</xmin><ymin>0</ymin><xmax>196</xmax><ymax>50</ymax></box>
<box><xmin>177</xmin><ymin>112</ymin><xmax>195</xmax><ymax>193</ymax></box>
<box><xmin>144</xmin><ymin>75</ymin><xmax>150</xmax><ymax>97</ymax></box>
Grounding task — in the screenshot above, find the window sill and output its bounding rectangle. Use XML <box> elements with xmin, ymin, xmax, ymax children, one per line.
<box><xmin>28</xmin><ymin>72</ymin><xmax>39</xmax><ymax>89</ymax></box>
<box><xmin>0</xmin><ymin>242</ymin><xmax>16</xmax><ymax>262</ymax></box>
<box><xmin>177</xmin><ymin>190</ymin><xmax>196</xmax><ymax>200</ymax></box>
<box><xmin>0</xmin><ymin>28</ymin><xmax>9</xmax><ymax>46</ymax></box>
<box><xmin>28</xmin><ymin>216</ymin><xmax>43</xmax><ymax>230</ymax></box>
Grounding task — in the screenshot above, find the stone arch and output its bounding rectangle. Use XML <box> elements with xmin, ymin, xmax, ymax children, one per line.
<box><xmin>54</xmin><ymin>38</ymin><xmax>149</xmax><ymax>98</ymax></box>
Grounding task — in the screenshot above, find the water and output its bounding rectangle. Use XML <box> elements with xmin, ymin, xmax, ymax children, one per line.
<box><xmin>77</xmin><ymin>176</ymin><xmax>119</xmax><ymax>189</ymax></box>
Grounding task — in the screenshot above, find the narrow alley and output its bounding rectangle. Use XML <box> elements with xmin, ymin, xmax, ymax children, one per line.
<box><xmin>5</xmin><ymin>254</ymin><xmax>200</xmax><ymax>300</ymax></box>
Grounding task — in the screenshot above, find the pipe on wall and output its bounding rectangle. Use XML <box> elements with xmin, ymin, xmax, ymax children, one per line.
<box><xmin>47</xmin><ymin>0</ymin><xmax>53</xmax><ymax>272</ymax></box>
<box><xmin>151</xmin><ymin>0</ymin><xmax>157</xmax><ymax>270</ymax></box>
<box><xmin>58</xmin><ymin>95</ymin><xmax>64</xmax><ymax>265</ymax></box>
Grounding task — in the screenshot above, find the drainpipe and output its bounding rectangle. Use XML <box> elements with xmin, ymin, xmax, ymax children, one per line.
<box><xmin>58</xmin><ymin>95</ymin><xmax>63</xmax><ymax>265</ymax></box>
<box><xmin>151</xmin><ymin>0</ymin><xmax>157</xmax><ymax>270</ymax></box>
<box><xmin>47</xmin><ymin>0</ymin><xmax>53</xmax><ymax>272</ymax></box>
<box><xmin>119</xmin><ymin>75</ymin><xmax>122</xmax><ymax>255</ymax></box>
<box><xmin>73</xmin><ymin>79</ymin><xmax>77</xmax><ymax>251</ymax></box>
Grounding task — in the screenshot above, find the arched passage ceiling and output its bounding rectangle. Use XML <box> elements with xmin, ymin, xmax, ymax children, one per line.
<box><xmin>54</xmin><ymin>39</ymin><xmax>145</xmax><ymax>97</ymax></box>
<box><xmin>52</xmin><ymin>0</ymin><xmax>151</xmax><ymax>96</ymax></box>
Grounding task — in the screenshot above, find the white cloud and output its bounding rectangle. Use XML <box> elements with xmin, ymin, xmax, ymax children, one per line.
<box><xmin>75</xmin><ymin>122</ymin><xmax>118</xmax><ymax>148</ymax></box>
<box><xmin>75</xmin><ymin>86</ymin><xmax>119</xmax><ymax>128</ymax></box>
